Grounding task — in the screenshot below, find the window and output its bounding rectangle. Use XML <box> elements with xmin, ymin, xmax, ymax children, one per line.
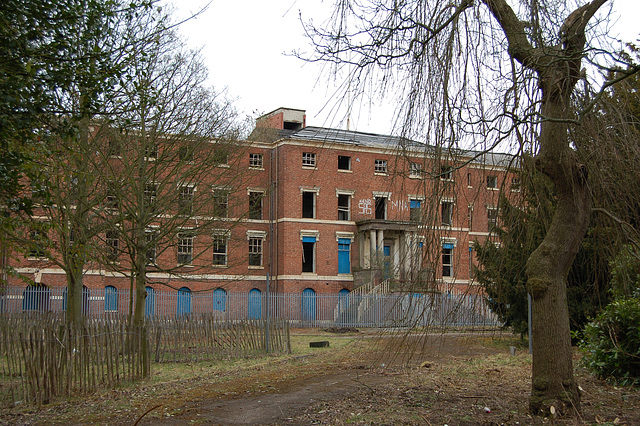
<box><xmin>487</xmin><ymin>175</ymin><xmax>498</xmax><ymax>189</ymax></box>
<box><xmin>338</xmin><ymin>238</ymin><xmax>351</xmax><ymax>274</ymax></box>
<box><xmin>213</xmin><ymin>288</ymin><xmax>227</xmax><ymax>311</ymax></box>
<box><xmin>212</xmin><ymin>147</ymin><xmax>229</xmax><ymax>165</ymax></box>
<box><xmin>106</xmin><ymin>230</ymin><xmax>119</xmax><ymax>262</ymax></box>
<box><xmin>442</xmin><ymin>245</ymin><xmax>453</xmax><ymax>277</ymax></box>
<box><xmin>213</xmin><ymin>189</ymin><xmax>229</xmax><ymax>218</ymax></box>
<box><xmin>338</xmin><ymin>155</ymin><xmax>351</xmax><ymax>171</ymax></box>
<box><xmin>468</xmin><ymin>205</ymin><xmax>474</xmax><ymax>230</ymax></box>
<box><xmin>375</xmin><ymin>159</ymin><xmax>387</xmax><ymax>174</ymax></box>
<box><xmin>177</xmin><ymin>287</ymin><xmax>191</xmax><ymax>316</ymax></box>
<box><xmin>178</xmin><ymin>145</ymin><xmax>194</xmax><ymax>162</ymax></box>
<box><xmin>178</xmin><ymin>185</ymin><xmax>194</xmax><ymax>215</ymax></box>
<box><xmin>107</xmin><ymin>139</ymin><xmax>121</xmax><ymax>157</ymax></box>
<box><xmin>467</xmin><ymin>172</ymin><xmax>472</xmax><ymax>187</ymax></box>
<box><xmin>409</xmin><ymin>162</ymin><xmax>422</xmax><ymax>178</ymax></box>
<box><xmin>28</xmin><ymin>229</ymin><xmax>46</xmax><ymax>258</ymax></box>
<box><xmin>144</xmin><ymin>183</ymin><xmax>157</xmax><ymax>208</ymax></box>
<box><xmin>338</xmin><ymin>194</ymin><xmax>350</xmax><ymax>220</ymax></box>
<box><xmin>145</xmin><ymin>142</ymin><xmax>158</xmax><ymax>159</ymax></box>
<box><xmin>488</xmin><ymin>207</ymin><xmax>498</xmax><ymax>231</ymax></box>
<box><xmin>213</xmin><ymin>233</ymin><xmax>228</xmax><ymax>266</ymax></box>
<box><xmin>105</xmin><ymin>189</ymin><xmax>119</xmax><ymax>209</ymax></box>
<box><xmin>177</xmin><ymin>232</ymin><xmax>193</xmax><ymax>265</ymax></box>
<box><xmin>410</xmin><ymin>199</ymin><xmax>422</xmax><ymax>222</ymax></box>
<box><xmin>145</xmin><ymin>229</ymin><xmax>157</xmax><ymax>265</ymax></box>
<box><xmin>469</xmin><ymin>246</ymin><xmax>475</xmax><ymax>280</ymax></box>
<box><xmin>248</xmin><ymin>191</ymin><xmax>263</xmax><ymax>220</ymax></box>
<box><xmin>441</xmin><ymin>202</ymin><xmax>453</xmax><ymax>226</ymax></box>
<box><xmin>104</xmin><ymin>286</ymin><xmax>118</xmax><ymax>312</ymax></box>
<box><xmin>374</xmin><ymin>197</ymin><xmax>386</xmax><ymax>219</ymax></box>
<box><xmin>302</xmin><ymin>152</ymin><xmax>316</xmax><ymax>167</ymax></box>
<box><xmin>440</xmin><ymin>166</ymin><xmax>453</xmax><ymax>181</ymax></box>
<box><xmin>249</xmin><ymin>153</ymin><xmax>263</xmax><ymax>169</ymax></box>
<box><xmin>302</xmin><ymin>191</ymin><xmax>315</xmax><ymax>218</ymax></box>
<box><xmin>511</xmin><ymin>177</ymin><xmax>521</xmax><ymax>191</ymax></box>
<box><xmin>302</xmin><ymin>236</ymin><xmax>315</xmax><ymax>273</ymax></box>
<box><xmin>69</xmin><ymin>176</ymin><xmax>78</xmax><ymax>199</ymax></box>
<box><xmin>248</xmin><ymin>237</ymin><xmax>263</xmax><ymax>266</ymax></box>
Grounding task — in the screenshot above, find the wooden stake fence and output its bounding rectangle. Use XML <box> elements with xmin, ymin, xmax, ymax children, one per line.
<box><xmin>0</xmin><ymin>314</ymin><xmax>290</xmax><ymax>407</ymax></box>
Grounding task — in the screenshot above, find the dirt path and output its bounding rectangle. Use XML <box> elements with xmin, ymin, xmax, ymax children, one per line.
<box><xmin>133</xmin><ymin>333</ymin><xmax>497</xmax><ymax>425</ymax></box>
<box><xmin>145</xmin><ymin>370</ymin><xmax>386</xmax><ymax>425</ymax></box>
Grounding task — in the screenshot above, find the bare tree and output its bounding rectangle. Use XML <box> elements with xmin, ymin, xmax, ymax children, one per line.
<box><xmin>303</xmin><ymin>0</ymin><xmax>640</xmax><ymax>416</ymax></box>
<box><xmin>101</xmin><ymin>14</ymin><xmax>246</xmax><ymax>330</ymax></box>
<box><xmin>8</xmin><ymin>0</ymin><xmax>152</xmax><ymax>325</ymax></box>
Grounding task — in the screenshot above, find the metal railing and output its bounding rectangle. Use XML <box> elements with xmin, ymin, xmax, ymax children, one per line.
<box><xmin>0</xmin><ymin>285</ymin><xmax>501</xmax><ymax>328</ymax></box>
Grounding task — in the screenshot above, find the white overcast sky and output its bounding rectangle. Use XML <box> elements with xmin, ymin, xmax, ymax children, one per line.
<box><xmin>173</xmin><ymin>0</ymin><xmax>640</xmax><ymax>136</ymax></box>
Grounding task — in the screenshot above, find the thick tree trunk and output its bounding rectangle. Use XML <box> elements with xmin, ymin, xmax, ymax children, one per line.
<box><xmin>65</xmin><ymin>268</ymin><xmax>83</xmax><ymax>326</ymax></box>
<box><xmin>526</xmin><ymin>84</ymin><xmax>592</xmax><ymax>415</ymax></box>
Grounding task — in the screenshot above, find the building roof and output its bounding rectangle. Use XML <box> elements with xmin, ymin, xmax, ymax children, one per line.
<box><xmin>285</xmin><ymin>126</ymin><xmax>515</xmax><ymax>167</ymax></box>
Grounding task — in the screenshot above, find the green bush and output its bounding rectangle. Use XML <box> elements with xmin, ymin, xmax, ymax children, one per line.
<box><xmin>580</xmin><ymin>296</ymin><xmax>640</xmax><ymax>386</ymax></box>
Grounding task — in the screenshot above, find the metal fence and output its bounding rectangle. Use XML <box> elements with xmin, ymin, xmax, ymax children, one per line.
<box><xmin>0</xmin><ymin>285</ymin><xmax>501</xmax><ymax>328</ymax></box>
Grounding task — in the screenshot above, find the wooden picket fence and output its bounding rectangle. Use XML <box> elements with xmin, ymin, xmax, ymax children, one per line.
<box><xmin>0</xmin><ymin>314</ymin><xmax>290</xmax><ymax>407</ymax></box>
<box><xmin>149</xmin><ymin>315</ymin><xmax>291</xmax><ymax>363</ymax></box>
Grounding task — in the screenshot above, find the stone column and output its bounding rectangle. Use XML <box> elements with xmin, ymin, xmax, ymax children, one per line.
<box><xmin>369</xmin><ymin>229</ymin><xmax>376</xmax><ymax>267</ymax></box>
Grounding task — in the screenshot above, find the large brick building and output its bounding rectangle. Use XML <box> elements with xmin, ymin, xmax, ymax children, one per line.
<box><xmin>7</xmin><ymin>107</ymin><xmax>514</xmax><ymax>309</ymax></box>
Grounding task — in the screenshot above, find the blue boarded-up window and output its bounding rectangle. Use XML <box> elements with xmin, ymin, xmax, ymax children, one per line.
<box><xmin>177</xmin><ymin>287</ymin><xmax>191</xmax><ymax>316</ymax></box>
<box><xmin>338</xmin><ymin>238</ymin><xmax>351</xmax><ymax>274</ymax></box>
<box><xmin>213</xmin><ymin>288</ymin><xmax>227</xmax><ymax>311</ymax></box>
<box><xmin>104</xmin><ymin>285</ymin><xmax>118</xmax><ymax>312</ymax></box>
<box><xmin>145</xmin><ymin>286</ymin><xmax>155</xmax><ymax>316</ymax></box>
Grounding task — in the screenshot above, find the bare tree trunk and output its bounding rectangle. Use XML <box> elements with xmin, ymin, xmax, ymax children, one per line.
<box><xmin>65</xmin><ymin>269</ymin><xmax>83</xmax><ymax>326</ymax></box>
<box><xmin>526</xmin><ymin>85</ymin><xmax>592</xmax><ymax>414</ymax></box>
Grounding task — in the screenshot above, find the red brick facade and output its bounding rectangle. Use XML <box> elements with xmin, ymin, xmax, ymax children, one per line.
<box><xmin>7</xmin><ymin>107</ymin><xmax>514</xmax><ymax>300</ymax></box>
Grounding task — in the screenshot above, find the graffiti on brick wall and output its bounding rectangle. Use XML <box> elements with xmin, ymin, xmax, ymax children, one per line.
<box><xmin>358</xmin><ymin>198</ymin><xmax>372</xmax><ymax>215</ymax></box>
<box><xmin>391</xmin><ymin>199</ymin><xmax>409</xmax><ymax>212</ymax></box>
<box><xmin>358</xmin><ymin>198</ymin><xmax>409</xmax><ymax>215</ymax></box>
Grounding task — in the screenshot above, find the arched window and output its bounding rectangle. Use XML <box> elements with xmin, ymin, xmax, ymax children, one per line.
<box><xmin>248</xmin><ymin>288</ymin><xmax>261</xmax><ymax>319</ymax></box>
<box><xmin>302</xmin><ymin>288</ymin><xmax>316</xmax><ymax>322</ymax></box>
<box><xmin>213</xmin><ymin>288</ymin><xmax>227</xmax><ymax>312</ymax></box>
<box><xmin>177</xmin><ymin>286</ymin><xmax>191</xmax><ymax>317</ymax></box>
<box><xmin>104</xmin><ymin>285</ymin><xmax>118</xmax><ymax>312</ymax></box>
<box><xmin>22</xmin><ymin>284</ymin><xmax>50</xmax><ymax>312</ymax></box>
<box><xmin>145</xmin><ymin>286</ymin><xmax>155</xmax><ymax>316</ymax></box>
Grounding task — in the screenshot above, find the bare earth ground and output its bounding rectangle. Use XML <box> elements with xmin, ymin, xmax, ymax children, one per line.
<box><xmin>1</xmin><ymin>329</ymin><xmax>639</xmax><ymax>425</ymax></box>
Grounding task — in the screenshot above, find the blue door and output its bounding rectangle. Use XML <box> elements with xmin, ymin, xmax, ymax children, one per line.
<box><xmin>338</xmin><ymin>238</ymin><xmax>351</xmax><ymax>274</ymax></box>
<box><xmin>248</xmin><ymin>288</ymin><xmax>261</xmax><ymax>319</ymax></box>
<box><xmin>145</xmin><ymin>286</ymin><xmax>155</xmax><ymax>316</ymax></box>
<box><xmin>302</xmin><ymin>288</ymin><xmax>316</xmax><ymax>321</ymax></box>
<box><xmin>177</xmin><ymin>287</ymin><xmax>191</xmax><ymax>317</ymax></box>
<box><xmin>213</xmin><ymin>288</ymin><xmax>227</xmax><ymax>311</ymax></box>
<box><xmin>104</xmin><ymin>286</ymin><xmax>118</xmax><ymax>312</ymax></box>
<box><xmin>383</xmin><ymin>245</ymin><xmax>392</xmax><ymax>280</ymax></box>
<box><xmin>22</xmin><ymin>284</ymin><xmax>51</xmax><ymax>312</ymax></box>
